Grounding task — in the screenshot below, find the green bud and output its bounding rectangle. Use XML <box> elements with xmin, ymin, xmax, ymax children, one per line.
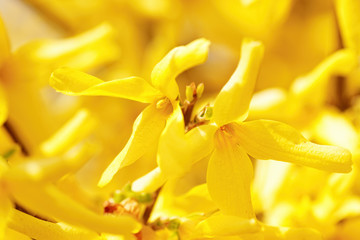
<box><xmin>113</xmin><ymin>190</ymin><xmax>126</xmax><ymax>203</ymax></box>
<box><xmin>196</xmin><ymin>83</ymin><xmax>204</xmax><ymax>99</ymax></box>
<box><xmin>205</xmin><ymin>107</ymin><xmax>213</xmax><ymax>120</ymax></box>
<box><xmin>136</xmin><ymin>192</ymin><xmax>153</xmax><ymax>204</ymax></box>
<box><xmin>123</xmin><ymin>183</ymin><xmax>133</xmax><ymax>193</ymax></box>
<box><xmin>167</xmin><ymin>218</ymin><xmax>181</xmax><ymax>231</ymax></box>
<box><xmin>185</xmin><ymin>85</ymin><xmax>194</xmax><ymax>102</ymax></box>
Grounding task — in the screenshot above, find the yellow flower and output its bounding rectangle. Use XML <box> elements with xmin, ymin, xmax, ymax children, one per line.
<box><xmin>249</xmin><ymin>48</ymin><xmax>357</xmax><ymax>125</ymax></box>
<box><xmin>0</xmin><ymin>144</ymin><xmax>141</xmax><ymax>239</ymax></box>
<box><xmin>49</xmin><ymin>38</ymin><xmax>210</xmax><ymax>187</ymax></box>
<box><xmin>153</xmin><ymin>38</ymin><xmax>352</xmax><ymax>232</ymax></box>
<box><xmin>0</xmin><ymin>19</ymin><xmax>120</xmax><ymax>153</ymax></box>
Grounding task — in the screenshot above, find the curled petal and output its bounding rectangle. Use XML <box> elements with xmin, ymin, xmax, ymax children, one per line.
<box><xmin>8</xmin><ymin>183</ymin><xmax>141</xmax><ymax>235</ymax></box>
<box><xmin>98</xmin><ymin>102</ymin><xmax>170</xmax><ymax>187</ymax></box>
<box><xmin>207</xmin><ymin>129</ymin><xmax>254</xmax><ymax>218</ymax></box>
<box><xmin>235</xmin><ymin>120</ymin><xmax>352</xmax><ymax>173</ymax></box>
<box><xmin>158</xmin><ymin>104</ymin><xmax>216</xmax><ymax>178</ymax></box>
<box><xmin>290</xmin><ymin>49</ymin><xmax>357</xmax><ymax>107</ymax></box>
<box><xmin>151</xmin><ymin>38</ymin><xmax>210</xmax><ymax>100</ymax></box>
<box><xmin>40</xmin><ymin>108</ymin><xmax>96</xmax><ymax>157</ymax></box>
<box><xmin>10</xmin><ymin>23</ymin><xmax>120</xmax><ymax>78</ymax></box>
<box><xmin>50</xmin><ymin>67</ymin><xmax>162</xmax><ymax>103</ymax></box>
<box><xmin>8</xmin><ymin>210</ymin><xmax>99</xmax><ymax>240</ymax></box>
<box><xmin>212</xmin><ymin>38</ymin><xmax>264</xmax><ymax>126</ymax></box>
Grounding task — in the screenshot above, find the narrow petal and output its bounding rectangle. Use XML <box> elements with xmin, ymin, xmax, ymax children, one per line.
<box><xmin>290</xmin><ymin>49</ymin><xmax>357</xmax><ymax>107</ymax></box>
<box><xmin>212</xmin><ymin>39</ymin><xmax>264</xmax><ymax>126</ymax></box>
<box><xmin>132</xmin><ymin>167</ymin><xmax>166</xmax><ymax>193</ymax></box>
<box><xmin>6</xmin><ymin>143</ymin><xmax>94</xmax><ymax>183</ymax></box>
<box><xmin>151</xmin><ymin>38</ymin><xmax>210</xmax><ymax>100</ymax></box>
<box><xmin>10</xmin><ymin>23</ymin><xmax>120</xmax><ymax>78</ymax></box>
<box><xmin>98</xmin><ymin>102</ymin><xmax>171</xmax><ymax>187</ymax></box>
<box><xmin>196</xmin><ymin>214</ymin><xmax>260</xmax><ymax>237</ymax></box>
<box><xmin>8</xmin><ymin>210</ymin><xmax>99</xmax><ymax>240</ymax></box>
<box><xmin>40</xmin><ymin>108</ymin><xmax>96</xmax><ymax>156</ymax></box>
<box><xmin>207</xmin><ymin>128</ymin><xmax>255</xmax><ymax>218</ymax></box>
<box><xmin>335</xmin><ymin>0</ymin><xmax>360</xmax><ymax>53</ymax></box>
<box><xmin>309</xmin><ymin>109</ymin><xmax>359</xmax><ymax>152</ymax></box>
<box><xmin>0</xmin><ymin>192</ymin><xmax>12</xmax><ymax>240</ymax></box>
<box><xmin>50</xmin><ymin>67</ymin><xmax>162</xmax><ymax>103</ymax></box>
<box><xmin>248</xmin><ymin>88</ymin><xmax>297</xmax><ymax>122</ymax></box>
<box><xmin>235</xmin><ymin>120</ymin><xmax>352</xmax><ymax>173</ymax></box>
<box><xmin>175</xmin><ymin>184</ymin><xmax>217</xmax><ymax>215</ymax></box>
<box><xmin>158</xmin><ymin>104</ymin><xmax>217</xmax><ymax>178</ymax></box>
<box><xmin>7</xmin><ymin>182</ymin><xmax>141</xmax><ymax>235</ymax></box>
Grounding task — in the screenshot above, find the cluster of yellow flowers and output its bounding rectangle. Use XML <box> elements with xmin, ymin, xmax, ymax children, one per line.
<box><xmin>1</xmin><ymin>0</ymin><xmax>360</xmax><ymax>239</ymax></box>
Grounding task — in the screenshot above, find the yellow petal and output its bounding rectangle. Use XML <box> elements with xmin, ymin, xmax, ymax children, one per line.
<box><xmin>151</xmin><ymin>38</ymin><xmax>210</xmax><ymax>100</ymax></box>
<box><xmin>248</xmin><ymin>88</ymin><xmax>296</xmax><ymax>122</ymax></box>
<box><xmin>290</xmin><ymin>49</ymin><xmax>357</xmax><ymax>107</ymax></box>
<box><xmin>50</xmin><ymin>67</ymin><xmax>162</xmax><ymax>103</ymax></box>
<box><xmin>309</xmin><ymin>109</ymin><xmax>359</xmax><ymax>152</ymax></box>
<box><xmin>196</xmin><ymin>214</ymin><xmax>260</xmax><ymax>237</ymax></box>
<box><xmin>6</xmin><ymin>143</ymin><xmax>94</xmax><ymax>183</ymax></box>
<box><xmin>40</xmin><ymin>108</ymin><xmax>96</xmax><ymax>157</ymax></box>
<box><xmin>0</xmin><ymin>16</ymin><xmax>10</xmax><ymax>67</ymax></box>
<box><xmin>335</xmin><ymin>0</ymin><xmax>360</xmax><ymax>53</ymax></box>
<box><xmin>132</xmin><ymin>167</ymin><xmax>166</xmax><ymax>193</ymax></box>
<box><xmin>212</xmin><ymin>39</ymin><xmax>264</xmax><ymax>126</ymax></box>
<box><xmin>207</xmin><ymin>128</ymin><xmax>255</xmax><ymax>218</ymax></box>
<box><xmin>0</xmin><ymin>192</ymin><xmax>12</xmax><ymax>240</ymax></box>
<box><xmin>4</xmin><ymin>228</ymin><xmax>31</xmax><ymax>240</ymax></box>
<box><xmin>176</xmin><ymin>184</ymin><xmax>217</xmax><ymax>216</ymax></box>
<box><xmin>281</xmin><ymin>227</ymin><xmax>322</xmax><ymax>240</ymax></box>
<box><xmin>98</xmin><ymin>102</ymin><xmax>171</xmax><ymax>187</ymax></box>
<box><xmin>11</xmin><ymin>23</ymin><xmax>120</xmax><ymax>76</ymax></box>
<box><xmin>8</xmin><ymin>210</ymin><xmax>99</xmax><ymax>240</ymax></box>
<box><xmin>234</xmin><ymin>120</ymin><xmax>352</xmax><ymax>173</ymax></box>
<box><xmin>158</xmin><ymin>104</ymin><xmax>217</xmax><ymax>178</ymax></box>
<box><xmin>8</xmin><ymin>182</ymin><xmax>141</xmax><ymax>235</ymax></box>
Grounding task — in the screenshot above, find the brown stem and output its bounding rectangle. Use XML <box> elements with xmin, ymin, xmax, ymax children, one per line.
<box><xmin>142</xmin><ymin>188</ymin><xmax>161</xmax><ymax>224</ymax></box>
<box><xmin>3</xmin><ymin>121</ymin><xmax>29</xmax><ymax>156</ymax></box>
<box><xmin>333</xmin><ymin>2</ymin><xmax>350</xmax><ymax>111</ymax></box>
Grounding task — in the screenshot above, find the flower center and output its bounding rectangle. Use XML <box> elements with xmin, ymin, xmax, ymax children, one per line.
<box><xmin>215</xmin><ymin>123</ymin><xmax>240</xmax><ymax>148</ymax></box>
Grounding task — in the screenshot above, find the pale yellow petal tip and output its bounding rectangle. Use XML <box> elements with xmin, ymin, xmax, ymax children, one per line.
<box><xmin>132</xmin><ymin>167</ymin><xmax>165</xmax><ymax>193</ymax></box>
<box><xmin>98</xmin><ymin>171</ymin><xmax>113</xmax><ymax>188</ymax></box>
<box><xmin>50</xmin><ymin>67</ymin><xmax>102</xmax><ymax>95</ymax></box>
<box><xmin>188</xmin><ymin>38</ymin><xmax>211</xmax><ymax>53</ymax></box>
<box><xmin>97</xmin><ymin>158</ymin><xmax>123</xmax><ymax>188</ymax></box>
<box><xmin>241</xmin><ymin>38</ymin><xmax>265</xmax><ymax>59</ymax></box>
<box><xmin>49</xmin><ymin>67</ymin><xmax>72</xmax><ymax>92</ymax></box>
<box><xmin>176</xmin><ymin>38</ymin><xmax>211</xmax><ymax>68</ymax></box>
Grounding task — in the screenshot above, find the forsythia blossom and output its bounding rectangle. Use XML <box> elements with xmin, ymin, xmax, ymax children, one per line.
<box><xmin>1</xmin><ymin>0</ymin><xmax>360</xmax><ymax>239</ymax></box>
